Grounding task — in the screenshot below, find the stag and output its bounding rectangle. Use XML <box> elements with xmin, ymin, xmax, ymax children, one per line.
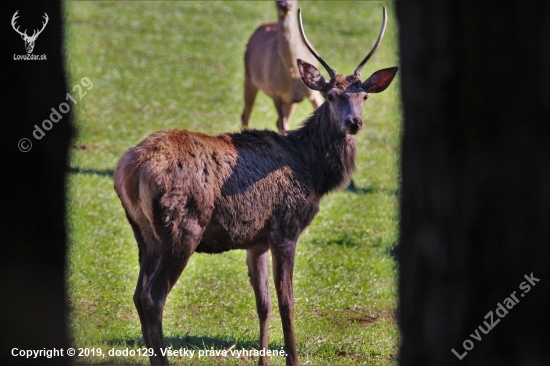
<box><xmin>114</xmin><ymin>7</ymin><xmax>397</xmax><ymax>366</ymax></box>
<box><xmin>241</xmin><ymin>0</ymin><xmax>323</xmax><ymax>134</ymax></box>
<box><xmin>11</xmin><ymin>11</ymin><xmax>49</xmax><ymax>54</ymax></box>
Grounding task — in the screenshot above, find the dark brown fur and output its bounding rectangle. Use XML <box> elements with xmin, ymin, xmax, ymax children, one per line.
<box><xmin>114</xmin><ymin>103</ymin><xmax>355</xmax><ymax>366</ymax></box>
<box><xmin>116</xmin><ymin>103</ymin><xmax>354</xmax><ymax>258</ymax></box>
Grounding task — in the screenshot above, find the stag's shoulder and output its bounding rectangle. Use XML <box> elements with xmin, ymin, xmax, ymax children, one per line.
<box><xmin>229</xmin><ymin>128</ymin><xmax>293</xmax><ymax>153</ymax></box>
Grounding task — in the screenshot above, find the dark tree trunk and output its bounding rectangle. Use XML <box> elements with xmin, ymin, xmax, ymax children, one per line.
<box><xmin>397</xmin><ymin>2</ymin><xmax>550</xmax><ymax>365</ymax></box>
<box><xmin>1</xmin><ymin>0</ymin><xmax>72</xmax><ymax>365</ymax></box>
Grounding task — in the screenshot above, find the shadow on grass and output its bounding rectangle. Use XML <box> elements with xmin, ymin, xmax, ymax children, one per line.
<box><xmin>309</xmin><ymin>233</ymin><xmax>360</xmax><ymax>248</ymax></box>
<box><xmin>68</xmin><ymin>166</ymin><xmax>115</xmax><ymax>177</ymax></box>
<box><xmin>385</xmin><ymin>242</ymin><xmax>399</xmax><ymax>261</ymax></box>
<box><xmin>345</xmin><ymin>184</ymin><xmax>399</xmax><ymax>196</ymax></box>
<box><xmin>308</xmin><ymin>234</ymin><xmax>399</xmax><ymax>260</ymax></box>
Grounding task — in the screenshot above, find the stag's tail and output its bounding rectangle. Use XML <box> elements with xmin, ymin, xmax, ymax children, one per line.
<box><xmin>114</xmin><ymin>150</ymin><xmax>140</xmax><ymax>207</ymax></box>
<box><xmin>114</xmin><ymin>136</ymin><xmax>161</xmax><ymax>230</ymax></box>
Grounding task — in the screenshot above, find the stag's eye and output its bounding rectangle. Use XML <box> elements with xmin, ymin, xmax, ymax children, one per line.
<box><xmin>363</xmin><ymin>95</ymin><xmax>368</xmax><ymax>101</ymax></box>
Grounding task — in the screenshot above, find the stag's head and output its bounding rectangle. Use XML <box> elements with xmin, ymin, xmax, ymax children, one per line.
<box><xmin>297</xmin><ymin>7</ymin><xmax>398</xmax><ymax>135</ymax></box>
<box><xmin>276</xmin><ymin>0</ymin><xmax>297</xmax><ymax>17</ymax></box>
<box><xmin>11</xmin><ymin>11</ymin><xmax>49</xmax><ymax>54</ymax></box>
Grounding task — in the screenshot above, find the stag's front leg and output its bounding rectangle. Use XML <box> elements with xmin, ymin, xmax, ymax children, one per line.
<box><xmin>247</xmin><ymin>248</ymin><xmax>272</xmax><ymax>366</ymax></box>
<box><xmin>270</xmin><ymin>240</ymin><xmax>299</xmax><ymax>365</ymax></box>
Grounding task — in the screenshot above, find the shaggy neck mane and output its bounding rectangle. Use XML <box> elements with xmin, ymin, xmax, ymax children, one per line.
<box><xmin>289</xmin><ymin>102</ymin><xmax>356</xmax><ymax>195</ymax></box>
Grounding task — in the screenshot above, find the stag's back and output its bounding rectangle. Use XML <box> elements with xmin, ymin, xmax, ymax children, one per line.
<box><xmin>114</xmin><ymin>129</ymin><xmax>320</xmax><ymax>253</ymax></box>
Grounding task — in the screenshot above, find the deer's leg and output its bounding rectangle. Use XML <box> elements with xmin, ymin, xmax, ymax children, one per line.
<box><xmin>137</xmin><ymin>220</ymin><xmax>203</xmax><ymax>366</ymax></box>
<box><xmin>134</xmin><ymin>254</ymin><xmax>156</xmax><ymax>351</ymax></box>
<box><xmin>242</xmin><ymin>76</ymin><xmax>259</xmax><ymax>130</ymax></box>
<box><xmin>246</xmin><ymin>247</ymin><xmax>272</xmax><ymax>366</ymax></box>
<box><xmin>125</xmin><ymin>213</ymin><xmax>154</xmax><ymax>348</ymax></box>
<box><xmin>308</xmin><ymin>90</ymin><xmax>324</xmax><ymax>110</ymax></box>
<box><xmin>281</xmin><ymin>103</ymin><xmax>296</xmax><ymax>134</ymax></box>
<box><xmin>138</xmin><ymin>251</ymin><xmax>196</xmax><ymax>366</ymax></box>
<box><xmin>270</xmin><ymin>240</ymin><xmax>299</xmax><ymax>365</ymax></box>
<box><xmin>273</xmin><ymin>98</ymin><xmax>295</xmax><ymax>135</ymax></box>
<box><xmin>273</xmin><ymin>97</ymin><xmax>285</xmax><ymax>134</ymax></box>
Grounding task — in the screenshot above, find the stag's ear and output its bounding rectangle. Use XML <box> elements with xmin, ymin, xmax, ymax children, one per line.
<box><xmin>362</xmin><ymin>66</ymin><xmax>398</xmax><ymax>93</ymax></box>
<box><xmin>297</xmin><ymin>58</ymin><xmax>329</xmax><ymax>92</ymax></box>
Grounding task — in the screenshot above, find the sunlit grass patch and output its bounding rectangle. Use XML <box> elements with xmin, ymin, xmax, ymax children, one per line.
<box><xmin>66</xmin><ymin>1</ymin><xmax>400</xmax><ymax>365</ymax></box>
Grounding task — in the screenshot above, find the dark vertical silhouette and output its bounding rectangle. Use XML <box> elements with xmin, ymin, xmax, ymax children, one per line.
<box><xmin>1</xmin><ymin>0</ymin><xmax>72</xmax><ymax>365</ymax></box>
<box><xmin>397</xmin><ymin>2</ymin><xmax>550</xmax><ymax>365</ymax></box>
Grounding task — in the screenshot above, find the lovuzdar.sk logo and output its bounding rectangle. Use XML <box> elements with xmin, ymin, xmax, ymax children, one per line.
<box><xmin>12</xmin><ymin>10</ymin><xmax>48</xmax><ymax>61</ymax></box>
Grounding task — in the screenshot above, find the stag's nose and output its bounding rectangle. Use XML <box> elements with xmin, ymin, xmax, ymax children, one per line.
<box><xmin>345</xmin><ymin>117</ymin><xmax>363</xmax><ymax>134</ymax></box>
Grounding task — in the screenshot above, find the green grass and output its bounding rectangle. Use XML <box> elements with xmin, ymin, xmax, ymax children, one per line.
<box><xmin>66</xmin><ymin>1</ymin><xmax>401</xmax><ymax>365</ymax></box>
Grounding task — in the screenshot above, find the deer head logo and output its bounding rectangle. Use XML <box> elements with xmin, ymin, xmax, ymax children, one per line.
<box><xmin>11</xmin><ymin>11</ymin><xmax>49</xmax><ymax>54</ymax></box>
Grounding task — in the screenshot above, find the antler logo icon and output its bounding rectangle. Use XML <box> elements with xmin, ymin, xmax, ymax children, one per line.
<box><xmin>11</xmin><ymin>11</ymin><xmax>49</xmax><ymax>54</ymax></box>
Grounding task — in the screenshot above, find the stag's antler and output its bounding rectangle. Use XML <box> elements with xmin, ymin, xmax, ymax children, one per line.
<box><xmin>297</xmin><ymin>8</ymin><xmax>336</xmax><ymax>79</ymax></box>
<box><xmin>354</xmin><ymin>7</ymin><xmax>387</xmax><ymax>77</ymax></box>
<box><xmin>11</xmin><ymin>11</ymin><xmax>49</xmax><ymax>41</ymax></box>
<box><xmin>29</xmin><ymin>13</ymin><xmax>49</xmax><ymax>40</ymax></box>
<box><xmin>11</xmin><ymin>11</ymin><xmax>28</xmax><ymax>38</ymax></box>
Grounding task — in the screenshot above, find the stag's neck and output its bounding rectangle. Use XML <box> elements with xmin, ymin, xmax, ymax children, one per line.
<box><xmin>277</xmin><ymin>12</ymin><xmax>301</xmax><ymax>74</ymax></box>
<box><xmin>288</xmin><ymin>103</ymin><xmax>357</xmax><ymax>196</ymax></box>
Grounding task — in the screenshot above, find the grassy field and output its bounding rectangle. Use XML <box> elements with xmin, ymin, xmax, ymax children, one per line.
<box><xmin>66</xmin><ymin>1</ymin><xmax>401</xmax><ymax>365</ymax></box>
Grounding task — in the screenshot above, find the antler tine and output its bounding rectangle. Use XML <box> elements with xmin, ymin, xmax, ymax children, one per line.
<box><xmin>34</xmin><ymin>13</ymin><xmax>49</xmax><ymax>38</ymax></box>
<box><xmin>11</xmin><ymin>10</ymin><xmax>19</xmax><ymax>25</ymax></box>
<box><xmin>298</xmin><ymin>8</ymin><xmax>336</xmax><ymax>79</ymax></box>
<box><xmin>11</xmin><ymin>10</ymin><xmax>27</xmax><ymax>37</ymax></box>
<box><xmin>354</xmin><ymin>7</ymin><xmax>388</xmax><ymax>77</ymax></box>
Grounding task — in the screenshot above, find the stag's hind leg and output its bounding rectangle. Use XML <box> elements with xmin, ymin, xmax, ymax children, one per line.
<box><xmin>133</xmin><ymin>216</ymin><xmax>204</xmax><ymax>365</ymax></box>
<box><xmin>124</xmin><ymin>212</ymin><xmax>156</xmax><ymax>349</ymax></box>
<box><xmin>136</xmin><ymin>251</ymin><xmax>190</xmax><ymax>366</ymax></box>
<box><xmin>246</xmin><ymin>247</ymin><xmax>272</xmax><ymax>366</ymax></box>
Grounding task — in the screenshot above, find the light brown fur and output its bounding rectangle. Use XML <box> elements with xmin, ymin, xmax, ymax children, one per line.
<box><xmin>241</xmin><ymin>0</ymin><xmax>323</xmax><ymax>133</ymax></box>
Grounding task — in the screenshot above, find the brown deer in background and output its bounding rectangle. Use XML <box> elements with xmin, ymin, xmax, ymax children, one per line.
<box><xmin>241</xmin><ymin>0</ymin><xmax>323</xmax><ymax>134</ymax></box>
<box><xmin>114</xmin><ymin>7</ymin><xmax>396</xmax><ymax>366</ymax></box>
